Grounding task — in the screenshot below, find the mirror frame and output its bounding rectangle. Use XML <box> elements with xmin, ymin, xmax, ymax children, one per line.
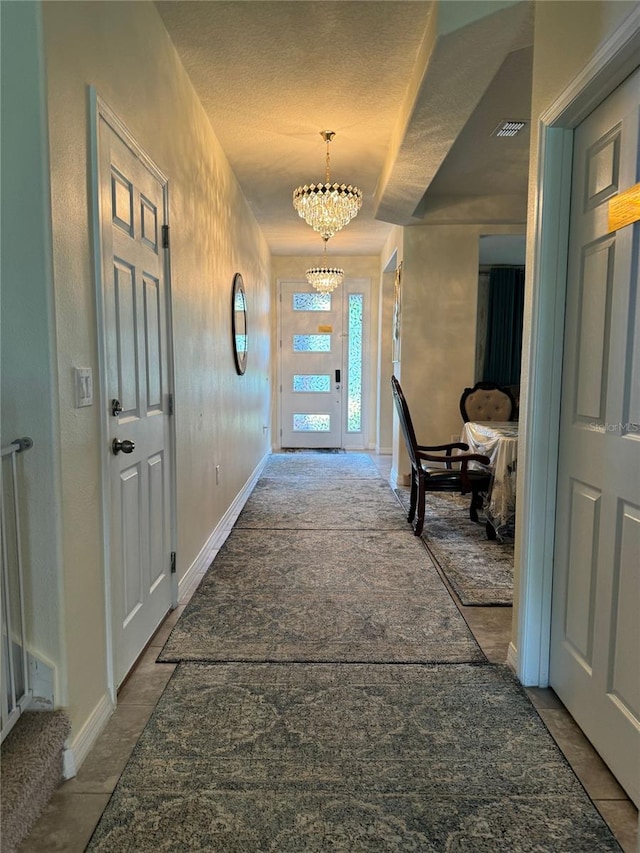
<box><xmin>231</xmin><ymin>272</ymin><xmax>248</xmax><ymax>375</ymax></box>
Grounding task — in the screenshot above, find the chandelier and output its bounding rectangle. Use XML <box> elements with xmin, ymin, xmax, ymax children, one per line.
<box><xmin>293</xmin><ymin>130</ymin><xmax>362</xmax><ymax>240</ymax></box>
<box><xmin>306</xmin><ymin>238</ymin><xmax>344</xmax><ymax>293</ymax></box>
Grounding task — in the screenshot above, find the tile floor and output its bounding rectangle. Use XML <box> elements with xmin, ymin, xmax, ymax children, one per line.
<box><xmin>18</xmin><ymin>454</ymin><xmax>639</xmax><ymax>852</ymax></box>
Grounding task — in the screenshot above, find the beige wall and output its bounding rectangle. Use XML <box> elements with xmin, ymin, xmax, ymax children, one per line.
<box><xmin>1</xmin><ymin>1</ymin><xmax>66</xmax><ymax>697</ymax></box>
<box><xmin>377</xmin><ymin>225</ymin><xmax>405</xmax><ymax>456</ymax></box>
<box><xmin>377</xmin><ymin>268</ymin><xmax>396</xmax><ymax>453</ymax></box>
<box><xmin>400</xmin><ymin>225</ymin><xmax>480</xmax><ymax>467</ymax></box>
<box><xmin>42</xmin><ymin>0</ymin><xmax>271</xmax><ymax>736</ymax></box>
<box><xmin>395</xmin><ymin>223</ymin><xmax>524</xmax><ymax>479</ymax></box>
<box><xmin>381</xmin><ymin>227</ymin><xmax>405</xmax><ymax>473</ymax></box>
<box><xmin>513</xmin><ymin>0</ymin><xmax>638</xmax><ymax>648</ymax></box>
<box><xmin>271</xmin><ymin>256</ymin><xmax>381</xmax><ymax>450</ymax></box>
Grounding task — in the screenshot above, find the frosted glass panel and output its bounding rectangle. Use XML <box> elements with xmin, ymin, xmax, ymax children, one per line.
<box><xmin>293</xmin><ymin>334</ymin><xmax>331</xmax><ymax>352</ymax></box>
<box><xmin>293</xmin><ymin>414</ymin><xmax>331</xmax><ymax>432</ymax></box>
<box><xmin>293</xmin><ymin>375</ymin><xmax>331</xmax><ymax>393</ymax></box>
<box><xmin>293</xmin><ymin>293</ymin><xmax>331</xmax><ymax>311</ymax></box>
<box><xmin>347</xmin><ymin>294</ymin><xmax>363</xmax><ymax>432</ymax></box>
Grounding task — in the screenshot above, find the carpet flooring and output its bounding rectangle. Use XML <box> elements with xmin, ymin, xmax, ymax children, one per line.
<box><xmin>396</xmin><ymin>488</ymin><xmax>514</xmax><ymax>606</ymax></box>
<box><xmin>88</xmin><ymin>662</ymin><xmax>621</xmax><ymax>852</ymax></box>
<box><xmin>159</xmin><ymin>529</ymin><xmax>484</xmax><ymax>663</ymax></box>
<box><xmin>1</xmin><ymin>710</ymin><xmax>71</xmax><ymax>853</ymax></box>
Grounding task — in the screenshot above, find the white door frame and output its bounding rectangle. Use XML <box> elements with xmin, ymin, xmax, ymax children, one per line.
<box><xmin>89</xmin><ymin>90</ymin><xmax>178</xmax><ymax>703</ymax></box>
<box><xmin>516</xmin><ymin>8</ymin><xmax>640</xmax><ymax>687</ymax></box>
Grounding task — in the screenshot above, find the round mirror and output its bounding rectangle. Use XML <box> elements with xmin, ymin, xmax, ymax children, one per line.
<box><xmin>231</xmin><ymin>273</ymin><xmax>248</xmax><ymax>375</ymax></box>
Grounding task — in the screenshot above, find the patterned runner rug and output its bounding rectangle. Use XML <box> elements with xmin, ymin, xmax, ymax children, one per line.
<box><xmin>235</xmin><ymin>477</ymin><xmax>409</xmax><ymax>530</ymax></box>
<box><xmin>159</xmin><ymin>528</ymin><xmax>484</xmax><ymax>663</ymax></box>
<box><xmin>88</xmin><ymin>662</ymin><xmax>621</xmax><ymax>852</ymax></box>
<box><xmin>396</xmin><ymin>488</ymin><xmax>514</xmax><ymax>606</ymax></box>
<box><xmin>261</xmin><ymin>451</ymin><xmax>381</xmax><ymax>479</ymax></box>
<box><xmin>160</xmin><ymin>452</ymin><xmax>482</xmax><ymax>663</ymax></box>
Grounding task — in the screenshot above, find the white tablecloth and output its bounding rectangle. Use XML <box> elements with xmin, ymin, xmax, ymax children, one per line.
<box><xmin>461</xmin><ymin>421</ymin><xmax>518</xmax><ymax>539</ymax></box>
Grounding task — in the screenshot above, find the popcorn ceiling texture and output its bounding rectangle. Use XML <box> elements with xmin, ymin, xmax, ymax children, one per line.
<box><xmin>155</xmin><ymin>1</ymin><xmax>533</xmax><ymax>254</ymax></box>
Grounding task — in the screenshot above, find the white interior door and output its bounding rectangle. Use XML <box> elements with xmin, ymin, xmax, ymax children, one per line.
<box><xmin>550</xmin><ymin>67</ymin><xmax>640</xmax><ymax>806</ymax></box>
<box><xmin>280</xmin><ymin>283</ymin><xmax>344</xmax><ymax>448</ymax></box>
<box><xmin>98</xmin><ymin>114</ymin><xmax>173</xmax><ymax>686</ymax></box>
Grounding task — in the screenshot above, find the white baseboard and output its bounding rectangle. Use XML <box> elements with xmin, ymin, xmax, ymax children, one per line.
<box><xmin>177</xmin><ymin>451</ymin><xmax>270</xmax><ymax>601</ymax></box>
<box><xmin>390</xmin><ymin>466</ymin><xmax>410</xmax><ymax>489</ymax></box>
<box><xmin>376</xmin><ymin>447</ymin><xmax>392</xmax><ymax>455</ymax></box>
<box><xmin>64</xmin><ymin>690</ymin><xmax>113</xmax><ymax>778</ymax></box>
<box><xmin>27</xmin><ymin>651</ymin><xmax>55</xmax><ymax>708</ymax></box>
<box><xmin>507</xmin><ymin>641</ymin><xmax>518</xmax><ymax>674</ymax></box>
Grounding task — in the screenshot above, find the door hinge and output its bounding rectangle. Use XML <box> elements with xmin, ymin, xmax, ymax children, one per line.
<box><xmin>162</xmin><ymin>224</ymin><xmax>170</xmax><ymax>249</ymax></box>
<box><xmin>279</xmin><ymin>384</ymin><xmax>282</xmax><ymax>393</ymax></box>
<box><xmin>170</xmin><ymin>551</ymin><xmax>176</xmax><ymax>574</ymax></box>
<box><xmin>168</xmin><ymin>392</ymin><xmax>174</xmax><ymax>416</ymax></box>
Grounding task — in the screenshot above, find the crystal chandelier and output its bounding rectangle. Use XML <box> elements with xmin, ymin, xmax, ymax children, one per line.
<box><xmin>306</xmin><ymin>238</ymin><xmax>344</xmax><ymax>293</ymax></box>
<box><xmin>293</xmin><ymin>130</ymin><xmax>362</xmax><ymax>240</ymax></box>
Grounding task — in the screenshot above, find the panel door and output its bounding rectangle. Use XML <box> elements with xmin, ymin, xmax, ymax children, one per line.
<box><xmin>99</xmin><ymin>117</ymin><xmax>173</xmax><ymax>686</ymax></box>
<box><xmin>280</xmin><ymin>283</ymin><xmax>344</xmax><ymax>448</ymax></box>
<box><xmin>550</xmin><ymin>67</ymin><xmax>640</xmax><ymax>806</ymax></box>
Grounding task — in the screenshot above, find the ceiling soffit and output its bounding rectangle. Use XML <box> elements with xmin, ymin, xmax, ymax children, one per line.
<box><xmin>156</xmin><ymin>1</ymin><xmax>533</xmax><ymax>254</ymax></box>
<box><xmin>374</xmin><ymin>1</ymin><xmax>534</xmax><ymax>227</ymax></box>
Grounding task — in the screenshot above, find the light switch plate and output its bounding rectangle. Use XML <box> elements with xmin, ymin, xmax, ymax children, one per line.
<box><xmin>74</xmin><ymin>367</ymin><xmax>93</xmax><ymax>408</ymax></box>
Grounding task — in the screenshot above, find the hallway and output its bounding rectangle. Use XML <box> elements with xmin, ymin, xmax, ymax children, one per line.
<box><xmin>18</xmin><ymin>454</ymin><xmax>637</xmax><ymax>851</ymax></box>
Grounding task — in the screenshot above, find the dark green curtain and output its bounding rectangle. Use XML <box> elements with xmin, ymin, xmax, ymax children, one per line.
<box><xmin>483</xmin><ymin>266</ymin><xmax>525</xmax><ymax>386</ymax></box>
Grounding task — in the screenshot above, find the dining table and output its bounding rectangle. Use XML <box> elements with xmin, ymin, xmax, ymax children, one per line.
<box><xmin>460</xmin><ymin>421</ymin><xmax>519</xmax><ymax>541</ymax></box>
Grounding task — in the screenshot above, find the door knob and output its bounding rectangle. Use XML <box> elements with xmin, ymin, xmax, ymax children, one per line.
<box><xmin>112</xmin><ymin>438</ymin><xmax>135</xmax><ymax>455</ymax></box>
<box><xmin>111</xmin><ymin>398</ymin><xmax>122</xmax><ymax>417</ymax></box>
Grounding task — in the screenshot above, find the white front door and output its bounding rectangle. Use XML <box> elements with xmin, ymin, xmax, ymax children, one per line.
<box><xmin>98</xmin><ymin>113</ymin><xmax>173</xmax><ymax>686</ymax></box>
<box><xmin>550</xmin><ymin>67</ymin><xmax>640</xmax><ymax>806</ymax></box>
<box><xmin>279</xmin><ymin>281</ymin><xmax>368</xmax><ymax>450</ymax></box>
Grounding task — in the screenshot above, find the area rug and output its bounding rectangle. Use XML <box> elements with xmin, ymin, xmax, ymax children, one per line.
<box><xmin>236</xmin><ymin>478</ymin><xmax>408</xmax><ymax>530</ymax></box>
<box><xmin>87</xmin><ymin>662</ymin><xmax>621</xmax><ymax>852</ymax></box>
<box><xmin>159</xmin><ymin>529</ymin><xmax>484</xmax><ymax>663</ymax></box>
<box><xmin>396</xmin><ymin>488</ymin><xmax>514</xmax><ymax>606</ymax></box>
<box><xmin>261</xmin><ymin>451</ymin><xmax>380</xmax><ymax>479</ymax></box>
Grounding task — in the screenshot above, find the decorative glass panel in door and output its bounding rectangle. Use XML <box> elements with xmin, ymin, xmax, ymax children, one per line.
<box><xmin>280</xmin><ymin>282</ymin><xmax>343</xmax><ymax>448</ymax></box>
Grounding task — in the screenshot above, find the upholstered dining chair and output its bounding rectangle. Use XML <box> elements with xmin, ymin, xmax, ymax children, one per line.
<box><xmin>391</xmin><ymin>376</ymin><xmax>491</xmax><ymax>536</ymax></box>
<box><xmin>459</xmin><ymin>381</ymin><xmax>516</xmax><ymax>423</ymax></box>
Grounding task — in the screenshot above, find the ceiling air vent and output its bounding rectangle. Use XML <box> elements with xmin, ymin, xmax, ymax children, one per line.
<box><xmin>492</xmin><ymin>120</ymin><xmax>527</xmax><ymax>138</ymax></box>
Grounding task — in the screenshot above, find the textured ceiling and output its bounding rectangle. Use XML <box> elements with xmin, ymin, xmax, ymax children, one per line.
<box><xmin>156</xmin><ymin>0</ymin><xmax>533</xmax><ymax>257</ymax></box>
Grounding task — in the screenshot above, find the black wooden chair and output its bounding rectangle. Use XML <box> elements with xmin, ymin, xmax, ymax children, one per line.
<box><xmin>459</xmin><ymin>381</ymin><xmax>516</xmax><ymax>423</ymax></box>
<box><xmin>391</xmin><ymin>375</ymin><xmax>491</xmax><ymax>536</ymax></box>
